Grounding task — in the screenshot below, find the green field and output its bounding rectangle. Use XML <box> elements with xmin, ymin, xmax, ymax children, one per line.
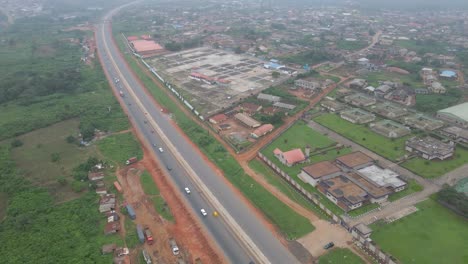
<box><xmin>347</xmin><ymin>203</ymin><xmax>380</xmax><ymax>217</ymax></box>
<box><xmin>98</xmin><ymin>132</ymin><xmax>143</xmax><ymax>166</ymax></box>
<box><xmin>314</xmin><ymin>113</ymin><xmax>410</xmax><ymax>161</ymax></box>
<box><xmin>415</xmin><ymin>93</ymin><xmax>461</xmax><ymax>113</ymax></box>
<box><xmin>363</xmin><ymin>71</ymin><xmax>424</xmax><ymax>88</ymax></box>
<box><xmin>370</xmin><ymin>199</ymin><xmax>468</xmax><ymax>264</ymax></box>
<box><xmin>336</xmin><ymin>40</ymin><xmax>368</xmax><ymax>51</ymax></box>
<box><xmin>139</xmin><ymin>171</ymin><xmax>174</xmax><ymax>221</ymax></box>
<box><xmin>262</xmin><ymin>120</ymin><xmax>349</xmax><ymax>176</ymax></box>
<box><xmin>3</xmin><ymin>119</ymin><xmax>96</xmax><ymax>202</ymax></box>
<box><xmin>318</xmin><ymin>248</ymin><xmax>365</xmax><ymax>264</ymax></box>
<box><xmin>388</xmin><ymin>179</ymin><xmax>423</xmax><ymax>202</ymax></box>
<box><xmin>116</xmin><ymin>34</ymin><xmax>315</xmax><ymax>239</ymax></box>
<box><xmin>0</xmin><ymin>192</ymin><xmax>7</xmax><ymax>221</ymax></box>
<box><xmin>140</xmin><ymin>171</ymin><xmax>160</xmax><ymax>195</ymax></box>
<box><xmin>394</xmin><ymin>39</ymin><xmax>449</xmax><ymax>55</ymax></box>
<box><xmin>402</xmin><ymin>147</ymin><xmax>468</xmax><ymax>178</ymax></box>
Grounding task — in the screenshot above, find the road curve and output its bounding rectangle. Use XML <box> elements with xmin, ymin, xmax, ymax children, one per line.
<box><xmin>95</xmin><ymin>2</ymin><xmax>300</xmax><ymax>264</ymax></box>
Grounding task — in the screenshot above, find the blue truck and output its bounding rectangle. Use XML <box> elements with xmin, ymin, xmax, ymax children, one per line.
<box><xmin>126</xmin><ymin>204</ymin><xmax>136</xmax><ymax>220</ymax></box>
<box><xmin>136</xmin><ymin>224</ymin><xmax>145</xmax><ymax>243</ymax></box>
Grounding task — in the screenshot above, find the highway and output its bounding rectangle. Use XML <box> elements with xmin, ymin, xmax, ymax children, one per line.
<box><xmin>96</xmin><ymin>3</ymin><xmax>300</xmax><ymax>264</ymax></box>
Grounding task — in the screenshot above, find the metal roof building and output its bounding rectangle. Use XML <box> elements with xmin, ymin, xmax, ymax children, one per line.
<box><xmin>437</xmin><ymin>102</ymin><xmax>468</xmax><ymax>128</ymax></box>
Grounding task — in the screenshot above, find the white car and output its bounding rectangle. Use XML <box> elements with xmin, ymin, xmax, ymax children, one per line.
<box><xmin>184</xmin><ymin>187</ymin><xmax>191</xmax><ymax>194</ymax></box>
<box><xmin>158</xmin><ymin>147</ymin><xmax>164</xmax><ymax>153</ymax></box>
<box><xmin>200</xmin><ymin>209</ymin><xmax>207</xmax><ymax>216</ymax></box>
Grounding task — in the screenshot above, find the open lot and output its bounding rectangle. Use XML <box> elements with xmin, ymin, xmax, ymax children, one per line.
<box><xmin>402</xmin><ymin>146</ymin><xmax>468</xmax><ymax>178</ymax></box>
<box><xmin>317</xmin><ymin>248</ymin><xmax>365</xmax><ymax>264</ymax></box>
<box><xmin>370</xmin><ymin>198</ymin><xmax>468</xmax><ymax>264</ymax></box>
<box><xmin>148</xmin><ymin>47</ymin><xmax>283</xmax><ymax>116</ymax></box>
<box><xmin>139</xmin><ymin>170</ymin><xmax>174</xmax><ymax>222</ymax></box>
<box><xmin>3</xmin><ymin>119</ymin><xmax>95</xmax><ymax>202</ymax></box>
<box><xmin>314</xmin><ymin>113</ymin><xmax>411</xmax><ymax>161</ymax></box>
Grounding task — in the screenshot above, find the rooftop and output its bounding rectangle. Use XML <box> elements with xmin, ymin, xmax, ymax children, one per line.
<box><xmin>323</xmin><ymin>176</ymin><xmax>367</xmax><ymax>205</ymax></box>
<box><xmin>438</xmin><ymin>102</ymin><xmax>468</xmax><ymax>122</ymax></box>
<box><xmin>131</xmin><ymin>39</ymin><xmax>164</xmax><ymax>53</ymax></box>
<box><xmin>357</xmin><ymin>165</ymin><xmax>406</xmax><ymax>188</ymax></box>
<box><xmin>301</xmin><ymin>161</ymin><xmax>342</xmax><ymax>179</ymax></box>
<box><xmin>347</xmin><ymin>172</ymin><xmax>392</xmax><ymax>198</ymax></box>
<box><xmin>336</xmin><ymin>151</ymin><xmax>374</xmax><ymax>168</ymax></box>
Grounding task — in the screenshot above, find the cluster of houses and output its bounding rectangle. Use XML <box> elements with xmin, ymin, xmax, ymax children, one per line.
<box><xmin>208</xmin><ymin>92</ymin><xmax>301</xmax><ymax>145</ymax></box>
<box><xmin>90</xmin><ymin>164</ymin><xmax>129</xmax><ymax>261</ymax></box>
<box><xmin>292</xmin><ymin>77</ymin><xmax>336</xmax><ymax>98</ymax></box>
<box><xmin>274</xmin><ymin>150</ymin><xmax>408</xmax><ymax>212</ymax></box>
<box><xmin>320</xmin><ymin>79</ymin><xmax>468</xmax><ymax>160</ymax></box>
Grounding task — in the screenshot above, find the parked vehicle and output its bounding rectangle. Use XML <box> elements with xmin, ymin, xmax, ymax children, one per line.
<box><xmin>119</xmin><ymin>90</ymin><xmax>124</xmax><ymax>97</ymax></box>
<box><xmin>126</xmin><ymin>204</ymin><xmax>136</xmax><ymax>220</ymax></box>
<box><xmin>169</xmin><ymin>238</ymin><xmax>180</xmax><ymax>255</ymax></box>
<box><xmin>136</xmin><ymin>225</ymin><xmax>145</xmax><ymax>243</ymax></box>
<box><xmin>144</xmin><ymin>227</ymin><xmax>154</xmax><ymax>245</ymax></box>
<box><xmin>142</xmin><ymin>249</ymin><xmax>152</xmax><ymax>264</ymax></box>
<box><xmin>125</xmin><ymin>157</ymin><xmax>137</xmax><ymax>165</ymax></box>
<box><xmin>323</xmin><ymin>242</ymin><xmax>334</xmax><ymax>250</ymax></box>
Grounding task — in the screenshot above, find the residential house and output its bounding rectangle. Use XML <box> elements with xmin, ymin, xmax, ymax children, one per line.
<box><xmin>251</xmin><ymin>124</ymin><xmax>274</xmax><ymax>138</ymax></box>
<box><xmin>273</xmin><ymin>148</ymin><xmax>306</xmax><ymax>167</ymax></box>
<box><xmin>298</xmin><ymin>161</ymin><xmax>342</xmax><ymax>187</ymax></box>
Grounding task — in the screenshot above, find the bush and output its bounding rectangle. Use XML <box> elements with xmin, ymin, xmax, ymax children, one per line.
<box><xmin>57</xmin><ymin>176</ymin><xmax>68</xmax><ymax>186</ymax></box>
<box><xmin>66</xmin><ymin>135</ymin><xmax>76</xmax><ymax>144</ymax></box>
<box><xmin>11</xmin><ymin>139</ymin><xmax>23</xmax><ymax>148</ymax></box>
<box><xmin>71</xmin><ymin>181</ymin><xmax>86</xmax><ymax>193</ymax></box>
<box><xmin>51</xmin><ymin>153</ymin><xmax>61</xmax><ymax>163</ymax></box>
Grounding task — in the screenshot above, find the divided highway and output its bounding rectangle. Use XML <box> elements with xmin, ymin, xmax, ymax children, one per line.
<box><xmin>96</xmin><ymin>3</ymin><xmax>300</xmax><ymax>264</ymax></box>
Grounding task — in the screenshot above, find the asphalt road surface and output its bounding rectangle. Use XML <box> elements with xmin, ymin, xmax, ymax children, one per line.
<box><xmin>95</xmin><ymin>3</ymin><xmax>299</xmax><ymax>264</ymax></box>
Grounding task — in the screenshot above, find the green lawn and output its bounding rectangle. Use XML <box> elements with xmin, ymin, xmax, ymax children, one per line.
<box><xmin>318</xmin><ymin>248</ymin><xmax>365</xmax><ymax>264</ymax></box>
<box><xmin>124</xmin><ymin>216</ymin><xmax>140</xmax><ymax>249</ymax></box>
<box><xmin>117</xmin><ymin>35</ymin><xmax>315</xmax><ymax>239</ymax></box>
<box><xmin>314</xmin><ymin>113</ymin><xmax>410</xmax><ymax>161</ymax></box>
<box><xmin>0</xmin><ymin>192</ymin><xmax>7</xmax><ymax>221</ymax></box>
<box><xmin>415</xmin><ymin>93</ymin><xmax>461</xmax><ymax>113</ymax></box>
<box><xmin>152</xmin><ymin>196</ymin><xmax>174</xmax><ymax>222</ymax></box>
<box><xmin>347</xmin><ymin>203</ymin><xmax>380</xmax><ymax>217</ymax></box>
<box><xmin>140</xmin><ymin>171</ymin><xmax>160</xmax><ymax>195</ymax></box>
<box><xmin>370</xmin><ymin>199</ymin><xmax>468</xmax><ymax>264</ymax></box>
<box><xmin>388</xmin><ymin>179</ymin><xmax>423</xmax><ymax>202</ymax></box>
<box><xmin>363</xmin><ymin>71</ymin><xmax>424</xmax><ymax>88</ymax></box>
<box><xmin>336</xmin><ymin>40</ymin><xmax>368</xmax><ymax>51</ymax></box>
<box><xmin>402</xmin><ymin>147</ymin><xmax>468</xmax><ymax>178</ymax></box>
<box><xmin>98</xmin><ymin>132</ymin><xmax>143</xmax><ymax>166</ymax></box>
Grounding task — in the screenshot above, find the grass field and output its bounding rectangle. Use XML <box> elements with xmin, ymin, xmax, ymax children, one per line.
<box><xmin>415</xmin><ymin>93</ymin><xmax>461</xmax><ymax>113</ymax></box>
<box><xmin>402</xmin><ymin>147</ymin><xmax>468</xmax><ymax>178</ymax></box>
<box><xmin>370</xmin><ymin>199</ymin><xmax>468</xmax><ymax>264</ymax></box>
<box><xmin>318</xmin><ymin>248</ymin><xmax>365</xmax><ymax>264</ymax></box>
<box><xmin>0</xmin><ymin>193</ymin><xmax>7</xmax><ymax>221</ymax></box>
<box><xmin>314</xmin><ymin>113</ymin><xmax>410</xmax><ymax>161</ymax></box>
<box><xmin>388</xmin><ymin>179</ymin><xmax>423</xmax><ymax>202</ymax></box>
<box><xmin>152</xmin><ymin>196</ymin><xmax>174</xmax><ymax>222</ymax></box>
<box><xmin>347</xmin><ymin>203</ymin><xmax>380</xmax><ymax>217</ymax></box>
<box><xmin>3</xmin><ymin>119</ymin><xmax>95</xmax><ymax>202</ymax></box>
<box><xmin>124</xmin><ymin>216</ymin><xmax>140</xmax><ymax>249</ymax></box>
<box><xmin>336</xmin><ymin>40</ymin><xmax>368</xmax><ymax>51</ymax></box>
<box><xmin>98</xmin><ymin>132</ymin><xmax>143</xmax><ymax>166</ymax></box>
<box><xmin>262</xmin><ymin>120</ymin><xmax>348</xmax><ymax>176</ymax></box>
<box><xmin>140</xmin><ymin>171</ymin><xmax>160</xmax><ymax>195</ymax></box>
<box><xmin>363</xmin><ymin>71</ymin><xmax>424</xmax><ymax>88</ymax></box>
<box><xmin>116</xmin><ymin>34</ymin><xmax>315</xmax><ymax>239</ymax></box>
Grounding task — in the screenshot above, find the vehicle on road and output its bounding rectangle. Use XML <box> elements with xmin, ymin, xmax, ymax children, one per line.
<box><xmin>166</xmin><ymin>165</ymin><xmax>172</xmax><ymax>171</ymax></box>
<box><xmin>119</xmin><ymin>90</ymin><xmax>124</xmax><ymax>97</ymax></box>
<box><xmin>169</xmin><ymin>238</ymin><xmax>180</xmax><ymax>255</ymax></box>
<box><xmin>153</xmin><ymin>143</ymin><xmax>157</xmax><ymax>147</ymax></box>
<box><xmin>200</xmin><ymin>209</ymin><xmax>207</xmax><ymax>216</ymax></box>
<box><xmin>184</xmin><ymin>187</ymin><xmax>191</xmax><ymax>194</ymax></box>
<box><xmin>158</xmin><ymin>147</ymin><xmax>164</xmax><ymax>153</ymax></box>
<box><xmin>323</xmin><ymin>242</ymin><xmax>334</xmax><ymax>250</ymax></box>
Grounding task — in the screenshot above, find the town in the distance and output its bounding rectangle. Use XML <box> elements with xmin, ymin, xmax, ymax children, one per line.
<box><xmin>0</xmin><ymin>0</ymin><xmax>467</xmax><ymax>264</ymax></box>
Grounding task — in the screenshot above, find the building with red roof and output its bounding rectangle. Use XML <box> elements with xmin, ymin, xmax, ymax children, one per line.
<box><xmin>127</xmin><ymin>36</ymin><xmax>139</xmax><ymax>41</ymax></box>
<box><xmin>251</xmin><ymin>124</ymin><xmax>274</xmax><ymax>138</ymax></box>
<box><xmin>273</xmin><ymin>148</ymin><xmax>306</xmax><ymax>167</ymax></box>
<box><xmin>209</xmin><ymin>113</ymin><xmax>228</xmax><ymax>124</ymax></box>
<box><xmin>130</xmin><ymin>40</ymin><xmax>164</xmax><ymax>55</ymax></box>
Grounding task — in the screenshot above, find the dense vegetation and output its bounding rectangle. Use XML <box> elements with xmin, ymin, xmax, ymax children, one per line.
<box><xmin>0</xmin><ymin>146</ymin><xmax>118</xmax><ymax>263</ymax></box>
<box><xmin>437</xmin><ymin>185</ymin><xmax>468</xmax><ymax>218</ymax></box>
<box><xmin>280</xmin><ymin>49</ymin><xmax>336</xmax><ymax>66</ymax></box>
<box><xmin>0</xmin><ymin>15</ymin><xmax>128</xmax><ymax>141</ymax></box>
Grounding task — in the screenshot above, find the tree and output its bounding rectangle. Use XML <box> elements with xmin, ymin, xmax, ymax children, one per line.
<box><xmin>51</xmin><ymin>153</ymin><xmax>60</xmax><ymax>163</ymax></box>
<box><xmin>272</xmin><ymin>71</ymin><xmax>280</xmax><ymax>78</ymax></box>
<box><xmin>66</xmin><ymin>135</ymin><xmax>76</xmax><ymax>144</ymax></box>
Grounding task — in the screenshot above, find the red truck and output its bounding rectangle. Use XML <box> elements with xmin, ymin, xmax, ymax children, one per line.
<box><xmin>144</xmin><ymin>227</ymin><xmax>154</xmax><ymax>245</ymax></box>
<box><xmin>125</xmin><ymin>157</ymin><xmax>137</xmax><ymax>165</ymax></box>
